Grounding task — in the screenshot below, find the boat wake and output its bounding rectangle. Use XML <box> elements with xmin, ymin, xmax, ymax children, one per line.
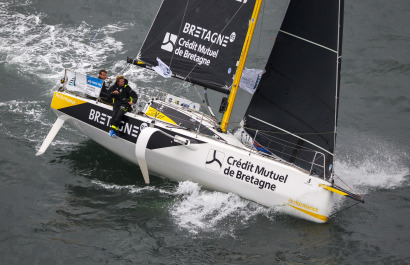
<box><xmin>92</xmin><ymin>179</ymin><xmax>275</xmax><ymax>236</ymax></box>
<box><xmin>91</xmin><ymin>179</ymin><xmax>171</xmax><ymax>195</ymax></box>
<box><xmin>169</xmin><ymin>181</ymin><xmax>274</xmax><ymax>236</ymax></box>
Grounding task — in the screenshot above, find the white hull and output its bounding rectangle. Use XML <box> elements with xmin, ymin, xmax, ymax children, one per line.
<box><xmin>46</xmin><ymin>91</ymin><xmax>334</xmax><ymax>223</ymax></box>
<box><xmin>140</xmin><ymin>128</ymin><xmax>333</xmax><ymax>223</ymax></box>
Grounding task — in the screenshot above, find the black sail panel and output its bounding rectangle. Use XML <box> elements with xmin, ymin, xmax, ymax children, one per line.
<box><xmin>138</xmin><ymin>0</ymin><xmax>256</xmax><ymax>92</ymax></box>
<box><xmin>281</xmin><ymin>0</ymin><xmax>340</xmax><ymax>52</ymax></box>
<box><xmin>243</xmin><ymin>0</ymin><xmax>344</xmax><ymax>178</ymax></box>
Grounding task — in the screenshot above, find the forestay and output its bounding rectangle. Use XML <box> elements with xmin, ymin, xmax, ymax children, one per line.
<box><xmin>243</xmin><ymin>0</ymin><xmax>344</xmax><ymax>179</ymax></box>
<box><xmin>137</xmin><ymin>0</ymin><xmax>256</xmax><ymax>94</ymax></box>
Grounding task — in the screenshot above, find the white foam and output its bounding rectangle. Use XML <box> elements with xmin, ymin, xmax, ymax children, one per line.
<box><xmin>0</xmin><ymin>2</ymin><xmax>191</xmax><ymax>104</ymax></box>
<box><xmin>0</xmin><ymin>100</ymin><xmax>85</xmax><ymax>150</ymax></box>
<box><xmin>334</xmin><ymin>135</ymin><xmax>409</xmax><ymax>194</ymax></box>
<box><xmin>169</xmin><ymin>181</ymin><xmax>273</xmax><ymax>235</ymax></box>
<box><xmin>328</xmin><ymin>135</ymin><xmax>409</xmax><ymax>217</ymax></box>
<box><xmin>0</xmin><ymin>2</ymin><xmax>165</xmax><ymax>105</ymax></box>
<box><xmin>92</xmin><ymin>179</ymin><xmax>274</xmax><ymax>234</ymax></box>
<box><xmin>0</xmin><ymin>100</ymin><xmax>46</xmax><ymax>123</ymax></box>
<box><xmin>0</xmin><ymin>4</ymin><xmax>130</xmax><ymax>87</ymax></box>
<box><xmin>91</xmin><ymin>180</ymin><xmax>173</xmax><ymax>195</ymax></box>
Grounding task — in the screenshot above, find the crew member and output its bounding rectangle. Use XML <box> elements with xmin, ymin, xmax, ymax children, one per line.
<box><xmin>108</xmin><ymin>75</ymin><xmax>138</xmax><ymax>138</ymax></box>
<box><xmin>98</xmin><ymin>69</ymin><xmax>110</xmax><ymax>102</ymax></box>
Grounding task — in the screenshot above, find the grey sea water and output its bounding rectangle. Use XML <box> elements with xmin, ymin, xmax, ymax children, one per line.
<box><xmin>0</xmin><ymin>0</ymin><xmax>409</xmax><ymax>264</ymax></box>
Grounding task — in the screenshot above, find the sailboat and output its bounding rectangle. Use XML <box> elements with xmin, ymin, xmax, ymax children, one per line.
<box><xmin>37</xmin><ymin>0</ymin><xmax>363</xmax><ymax>223</ymax></box>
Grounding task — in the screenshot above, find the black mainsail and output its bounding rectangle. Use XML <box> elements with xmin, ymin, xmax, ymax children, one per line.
<box><xmin>243</xmin><ymin>0</ymin><xmax>344</xmax><ymax>178</ymax></box>
<box><xmin>137</xmin><ymin>0</ymin><xmax>256</xmax><ymax>94</ymax></box>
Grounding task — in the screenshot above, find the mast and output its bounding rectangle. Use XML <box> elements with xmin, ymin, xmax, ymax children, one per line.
<box><xmin>220</xmin><ymin>0</ymin><xmax>263</xmax><ymax>132</ymax></box>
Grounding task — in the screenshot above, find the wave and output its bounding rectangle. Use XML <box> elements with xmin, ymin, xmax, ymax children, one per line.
<box><xmin>169</xmin><ymin>181</ymin><xmax>272</xmax><ymax>236</ymax></box>
<box><xmin>0</xmin><ymin>100</ymin><xmax>84</xmax><ymax>149</ymax></box>
<box><xmin>0</xmin><ymin>1</ymin><xmax>167</xmax><ymax>104</ymax></box>
<box><xmin>92</xmin><ymin>179</ymin><xmax>274</xmax><ymax>235</ymax></box>
<box><xmin>335</xmin><ymin>133</ymin><xmax>409</xmax><ymax>194</ymax></box>
<box><xmin>0</xmin><ymin>2</ymin><xmax>128</xmax><ymax>86</ymax></box>
<box><xmin>91</xmin><ymin>179</ymin><xmax>172</xmax><ymax>195</ymax></box>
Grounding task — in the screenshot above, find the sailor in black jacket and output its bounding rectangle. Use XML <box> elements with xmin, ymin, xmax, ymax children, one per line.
<box><xmin>98</xmin><ymin>69</ymin><xmax>111</xmax><ymax>102</ymax></box>
<box><xmin>107</xmin><ymin>75</ymin><xmax>138</xmax><ymax>138</ymax></box>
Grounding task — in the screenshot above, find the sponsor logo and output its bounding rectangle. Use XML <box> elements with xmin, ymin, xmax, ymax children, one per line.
<box><xmin>205</xmin><ymin>149</ymin><xmax>225</xmax><ymax>172</ymax></box>
<box><xmin>161</xmin><ymin>32</ymin><xmax>178</xmax><ymax>52</ymax></box>
<box><xmin>161</xmin><ymin>21</ymin><xmax>238</xmax><ymax>66</ymax></box>
<box><xmin>218</xmin><ymin>155</ymin><xmax>290</xmax><ymax>192</ymax></box>
<box><xmin>68</xmin><ymin>76</ymin><xmax>76</xmax><ymax>86</ymax></box>
<box><xmin>182</xmin><ymin>22</ymin><xmax>231</xmax><ymax>47</ymax></box>
<box><xmin>140</xmin><ymin>122</ymin><xmax>148</xmax><ymax>131</ymax></box>
<box><xmin>88</xmin><ymin>109</ymin><xmax>140</xmax><ymax>138</ymax></box>
<box><xmin>86</xmin><ymin>77</ymin><xmax>103</xmax><ymax>87</ymax></box>
<box><xmin>288</xmin><ymin>198</ymin><xmax>318</xmax><ymax>213</ymax></box>
<box><xmin>229</xmin><ymin>32</ymin><xmax>236</xmax><ymax>42</ymax></box>
<box><xmin>55</xmin><ymin>93</ymin><xmax>76</xmax><ymax>105</ymax></box>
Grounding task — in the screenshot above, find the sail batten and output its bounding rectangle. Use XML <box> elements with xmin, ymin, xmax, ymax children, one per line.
<box><xmin>279</xmin><ymin>30</ymin><xmax>338</xmax><ymax>54</ymax></box>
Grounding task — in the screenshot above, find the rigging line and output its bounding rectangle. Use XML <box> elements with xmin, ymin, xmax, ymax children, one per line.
<box><xmin>241</xmin><ymin>127</ymin><xmax>327</xmax><ymax>156</ymax></box>
<box><xmin>334</xmin><ymin>173</ymin><xmax>361</xmax><ymax>197</ymax></box>
<box><xmin>255</xmin><ymin>143</ymin><xmax>326</xmax><ymax>167</ymax></box>
<box><xmin>279</xmin><ymin>30</ymin><xmax>338</xmax><ymax>54</ymax></box>
<box><xmin>334</xmin><ymin>0</ymin><xmax>343</xmax><ymax>165</ymax></box>
<box><xmin>256</xmin><ymin>0</ymin><xmax>266</xmax><ymax>56</ymax></box>
<box><xmin>246</xmin><ymin>126</ymin><xmax>410</xmax><ymax>134</ymax></box>
<box><xmin>182</xmin><ymin>2</ymin><xmax>246</xmax><ymax>84</ymax></box>
<box><xmin>259</xmin><ymin>134</ymin><xmax>325</xmax><ymax>157</ymax></box>
<box><xmin>203</xmin><ymin>89</ymin><xmax>216</xmax><ymax>118</ymax></box>
<box><xmin>167</xmin><ymin>0</ymin><xmax>192</xmax><ymax>95</ymax></box>
<box><xmin>354</xmin><ymin>128</ymin><xmax>410</xmax><ymax>133</ymax></box>
<box><xmin>168</xmin><ymin>0</ymin><xmax>190</xmax><ymax>69</ymax></box>
<box><xmin>193</xmin><ymin>86</ymin><xmax>212</xmax><ymax>116</ymax></box>
<box><xmin>169</xmin><ymin>2</ymin><xmax>247</xmax><ymax>96</ymax></box>
<box><xmin>73</xmin><ymin>27</ymin><xmax>101</xmax><ymax>70</ymax></box>
<box><xmin>241</xmin><ymin>127</ymin><xmax>334</xmax><ymax>156</ymax></box>
<box><xmin>241</xmin><ymin>127</ymin><xmax>323</xmax><ymax>153</ymax></box>
<box><xmin>327</xmin><ymin>201</ymin><xmax>361</xmax><ymax>219</ymax></box>
<box><xmin>89</xmin><ymin>28</ymin><xmax>101</xmax><ymax>46</ymax></box>
<box><xmin>248</xmin><ymin>115</ymin><xmax>334</xmax><ymax>156</ymax></box>
<box><xmin>119</xmin><ymin>60</ymin><xmax>131</xmax><ymax>76</ymax></box>
<box><xmin>243</xmin><ymin>126</ymin><xmax>334</xmax><ymax>135</ymax></box>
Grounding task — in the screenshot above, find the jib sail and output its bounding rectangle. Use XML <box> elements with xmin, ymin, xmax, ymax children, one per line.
<box><xmin>243</xmin><ymin>0</ymin><xmax>344</xmax><ymax>179</ymax></box>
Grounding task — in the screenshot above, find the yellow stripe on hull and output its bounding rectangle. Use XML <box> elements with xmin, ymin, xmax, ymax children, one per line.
<box><xmin>51</xmin><ymin>92</ymin><xmax>87</xmax><ymax>110</ymax></box>
<box><xmin>288</xmin><ymin>205</ymin><xmax>329</xmax><ymax>222</ymax></box>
